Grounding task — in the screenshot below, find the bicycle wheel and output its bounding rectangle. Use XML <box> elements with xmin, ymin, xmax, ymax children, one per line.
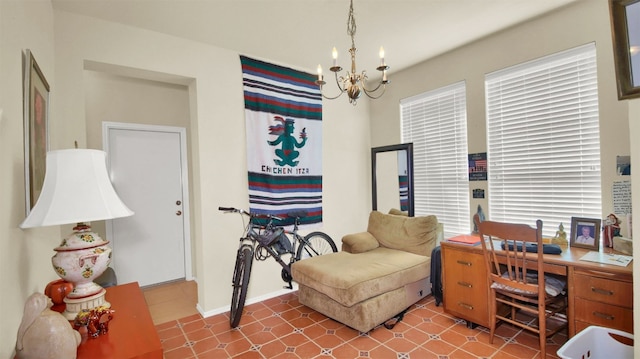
<box><xmin>296</xmin><ymin>231</ymin><xmax>337</xmax><ymax>260</ymax></box>
<box><xmin>230</xmin><ymin>244</ymin><xmax>253</xmax><ymax>328</ymax></box>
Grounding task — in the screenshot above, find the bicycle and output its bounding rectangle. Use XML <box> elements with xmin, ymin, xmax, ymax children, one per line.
<box><xmin>219</xmin><ymin>206</ymin><xmax>338</xmax><ymax>328</ymax></box>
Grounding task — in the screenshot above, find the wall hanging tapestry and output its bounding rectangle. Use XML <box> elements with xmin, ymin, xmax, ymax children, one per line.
<box><xmin>240</xmin><ymin>55</ymin><xmax>323</xmax><ymax>226</ymax></box>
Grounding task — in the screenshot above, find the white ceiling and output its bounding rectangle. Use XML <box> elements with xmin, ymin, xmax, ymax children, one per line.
<box><xmin>51</xmin><ymin>0</ymin><xmax>578</xmax><ymax>75</ymax></box>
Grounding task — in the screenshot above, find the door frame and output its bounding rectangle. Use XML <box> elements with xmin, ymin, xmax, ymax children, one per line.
<box><xmin>102</xmin><ymin>121</ymin><xmax>193</xmax><ymax>283</ymax></box>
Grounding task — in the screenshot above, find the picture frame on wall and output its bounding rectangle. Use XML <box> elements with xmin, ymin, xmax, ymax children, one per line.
<box><xmin>570</xmin><ymin>217</ymin><xmax>601</xmax><ymax>251</ymax></box>
<box><xmin>609</xmin><ymin>0</ymin><xmax>640</xmax><ymax>100</ymax></box>
<box><xmin>23</xmin><ymin>49</ymin><xmax>50</xmax><ymax>215</ymax></box>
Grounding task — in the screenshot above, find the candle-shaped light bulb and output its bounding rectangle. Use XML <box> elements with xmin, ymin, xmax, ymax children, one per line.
<box><xmin>317</xmin><ymin>65</ymin><xmax>323</xmax><ymax>81</ymax></box>
<box><xmin>332</xmin><ymin>47</ymin><xmax>338</xmax><ymax>67</ymax></box>
<box><xmin>379</xmin><ymin>46</ymin><xmax>386</xmax><ymax>66</ymax></box>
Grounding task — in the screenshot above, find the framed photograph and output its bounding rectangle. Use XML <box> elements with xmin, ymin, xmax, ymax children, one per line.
<box><xmin>570</xmin><ymin>217</ymin><xmax>601</xmax><ymax>251</ymax></box>
<box><xmin>23</xmin><ymin>49</ymin><xmax>50</xmax><ymax>214</ymax></box>
<box><xmin>609</xmin><ymin>0</ymin><xmax>640</xmax><ymax>100</ymax></box>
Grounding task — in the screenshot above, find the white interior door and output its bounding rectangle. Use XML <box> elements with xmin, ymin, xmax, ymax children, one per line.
<box><xmin>104</xmin><ymin>122</ymin><xmax>191</xmax><ymax>287</ymax></box>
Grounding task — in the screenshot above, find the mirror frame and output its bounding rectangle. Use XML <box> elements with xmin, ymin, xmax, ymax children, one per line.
<box><xmin>371</xmin><ymin>143</ymin><xmax>414</xmax><ymax>217</ymax></box>
<box><xmin>609</xmin><ymin>0</ymin><xmax>640</xmax><ymax>99</ymax></box>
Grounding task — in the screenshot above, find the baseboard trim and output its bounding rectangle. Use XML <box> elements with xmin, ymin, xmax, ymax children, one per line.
<box><xmin>197</xmin><ymin>283</ymin><xmax>299</xmax><ymax>319</ymax></box>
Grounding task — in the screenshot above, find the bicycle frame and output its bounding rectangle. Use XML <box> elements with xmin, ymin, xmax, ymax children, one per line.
<box><xmin>236</xmin><ymin>211</ymin><xmax>295</xmax><ymax>276</ymax></box>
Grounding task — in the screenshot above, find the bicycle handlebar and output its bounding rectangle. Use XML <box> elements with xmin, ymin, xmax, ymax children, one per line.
<box><xmin>218</xmin><ymin>206</ymin><xmax>283</xmax><ymax>221</ymax></box>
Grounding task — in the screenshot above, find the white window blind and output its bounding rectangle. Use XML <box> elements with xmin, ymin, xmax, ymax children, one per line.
<box><xmin>401</xmin><ymin>81</ymin><xmax>470</xmax><ymax>237</ymax></box>
<box><xmin>485</xmin><ymin>43</ymin><xmax>601</xmax><ymax>237</ymax></box>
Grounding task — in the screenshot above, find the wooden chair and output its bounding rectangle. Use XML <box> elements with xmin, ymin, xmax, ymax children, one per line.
<box><xmin>474</xmin><ymin>215</ymin><xmax>567</xmax><ymax>357</ymax></box>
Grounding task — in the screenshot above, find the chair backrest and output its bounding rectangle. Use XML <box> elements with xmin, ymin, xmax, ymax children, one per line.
<box><xmin>474</xmin><ymin>215</ymin><xmax>545</xmax><ymax>300</ymax></box>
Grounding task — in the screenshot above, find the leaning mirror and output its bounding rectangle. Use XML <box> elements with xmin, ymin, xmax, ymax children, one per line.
<box><xmin>371</xmin><ymin>143</ymin><xmax>414</xmax><ymax>217</ymax></box>
<box><xmin>610</xmin><ymin>0</ymin><xmax>640</xmax><ymax>99</ymax></box>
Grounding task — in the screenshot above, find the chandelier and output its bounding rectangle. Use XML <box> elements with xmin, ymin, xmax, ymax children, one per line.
<box><xmin>315</xmin><ymin>0</ymin><xmax>389</xmax><ymax>105</ymax></box>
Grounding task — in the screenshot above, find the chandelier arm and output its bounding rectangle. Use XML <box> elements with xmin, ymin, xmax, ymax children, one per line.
<box><xmin>360</xmin><ymin>78</ymin><xmax>384</xmax><ymax>94</ymax></box>
<box><xmin>318</xmin><ymin>71</ymin><xmax>347</xmax><ymax>100</ymax></box>
<box><xmin>362</xmin><ymin>85</ymin><xmax>387</xmax><ymax>100</ymax></box>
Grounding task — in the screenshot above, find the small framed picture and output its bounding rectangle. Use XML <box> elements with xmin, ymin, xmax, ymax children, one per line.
<box><xmin>570</xmin><ymin>217</ymin><xmax>601</xmax><ymax>251</ymax></box>
<box><xmin>23</xmin><ymin>49</ymin><xmax>50</xmax><ymax>215</ymax></box>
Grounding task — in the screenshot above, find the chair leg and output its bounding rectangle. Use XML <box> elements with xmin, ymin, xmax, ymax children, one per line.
<box><xmin>488</xmin><ymin>290</ymin><xmax>497</xmax><ymax>343</ymax></box>
<box><xmin>539</xmin><ymin>305</ymin><xmax>546</xmax><ymax>358</ymax></box>
<box><xmin>539</xmin><ymin>335</ymin><xmax>546</xmax><ymax>358</ymax></box>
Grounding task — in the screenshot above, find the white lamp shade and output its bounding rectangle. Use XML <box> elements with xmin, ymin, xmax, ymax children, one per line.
<box><xmin>20</xmin><ymin>149</ymin><xmax>134</xmax><ymax>228</ymax></box>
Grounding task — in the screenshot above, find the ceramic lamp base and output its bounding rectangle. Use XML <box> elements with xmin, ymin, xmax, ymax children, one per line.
<box><xmin>62</xmin><ymin>288</ymin><xmax>111</xmax><ymax>320</ymax></box>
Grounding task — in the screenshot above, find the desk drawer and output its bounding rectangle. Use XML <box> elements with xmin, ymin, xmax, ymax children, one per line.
<box><xmin>574</xmin><ymin>300</ymin><xmax>633</xmax><ymax>333</ymax></box>
<box><xmin>442</xmin><ymin>244</ymin><xmax>488</xmax><ymax>326</ymax></box>
<box><xmin>574</xmin><ymin>273</ymin><xmax>632</xmax><ymax>307</ymax></box>
<box><xmin>447</xmin><ymin>282</ymin><xmax>488</xmax><ymax>324</ymax></box>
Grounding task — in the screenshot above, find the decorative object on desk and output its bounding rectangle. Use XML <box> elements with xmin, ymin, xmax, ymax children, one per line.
<box><xmin>472</xmin><ymin>205</ymin><xmax>485</xmax><ymax>233</ymax></box>
<box><xmin>569</xmin><ymin>217</ymin><xmax>600</xmax><ymax>251</ymax></box>
<box><xmin>15</xmin><ymin>292</ymin><xmax>81</xmax><ymax>359</ymax></box>
<box><xmin>44</xmin><ymin>279</ymin><xmax>74</xmax><ymax>306</ymax></box>
<box><xmin>19</xmin><ymin>149</ymin><xmax>134</xmax><ymax>320</ymax></box>
<box><xmin>74</xmin><ymin>306</ymin><xmax>115</xmax><ymax>339</ymax></box>
<box><xmin>551</xmin><ymin>222</ymin><xmax>568</xmax><ymax>245</ymax></box>
<box><xmin>603</xmin><ymin>213</ymin><xmax>621</xmax><ymax>248</ymax></box>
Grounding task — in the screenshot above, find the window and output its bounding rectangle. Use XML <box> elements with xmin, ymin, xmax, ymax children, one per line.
<box><xmin>485</xmin><ymin>43</ymin><xmax>601</xmax><ymax>237</ymax></box>
<box><xmin>401</xmin><ymin>81</ymin><xmax>470</xmax><ymax>236</ymax></box>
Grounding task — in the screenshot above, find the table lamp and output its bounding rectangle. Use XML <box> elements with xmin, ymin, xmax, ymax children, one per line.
<box><xmin>20</xmin><ymin>149</ymin><xmax>134</xmax><ymax>319</ymax></box>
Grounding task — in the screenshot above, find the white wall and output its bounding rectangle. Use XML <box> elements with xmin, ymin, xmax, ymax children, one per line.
<box><xmin>0</xmin><ymin>1</ymin><xmax>59</xmax><ymax>357</ymax></box>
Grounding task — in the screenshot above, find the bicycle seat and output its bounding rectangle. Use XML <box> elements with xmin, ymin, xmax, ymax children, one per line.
<box><xmin>287</xmin><ymin>210</ymin><xmax>308</xmax><ymax>219</ymax></box>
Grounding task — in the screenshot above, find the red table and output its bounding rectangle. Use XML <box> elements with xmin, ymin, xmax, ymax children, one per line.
<box><xmin>72</xmin><ymin>282</ymin><xmax>163</xmax><ymax>359</ymax></box>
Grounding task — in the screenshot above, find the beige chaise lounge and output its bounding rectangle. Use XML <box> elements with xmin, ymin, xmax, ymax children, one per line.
<box><xmin>291</xmin><ymin>210</ymin><xmax>439</xmax><ymax>332</ymax></box>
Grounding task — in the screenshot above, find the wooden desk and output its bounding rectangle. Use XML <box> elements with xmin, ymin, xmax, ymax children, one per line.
<box><xmin>441</xmin><ymin>241</ymin><xmax>633</xmax><ymax>337</ymax></box>
<box><xmin>74</xmin><ymin>282</ymin><xmax>163</xmax><ymax>359</ymax></box>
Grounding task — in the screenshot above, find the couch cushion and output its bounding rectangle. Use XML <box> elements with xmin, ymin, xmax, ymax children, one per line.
<box><xmin>367</xmin><ymin>211</ymin><xmax>438</xmax><ymax>256</ymax></box>
<box><xmin>341</xmin><ymin>232</ymin><xmax>380</xmax><ymax>253</ymax></box>
<box><xmin>291</xmin><ymin>247</ymin><xmax>430</xmax><ymax>307</ymax></box>
<box><xmin>388</xmin><ymin>208</ymin><xmax>408</xmax><ymax>216</ymax></box>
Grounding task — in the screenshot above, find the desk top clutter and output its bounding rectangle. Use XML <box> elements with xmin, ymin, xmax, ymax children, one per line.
<box><xmin>16</xmin><ymin>283</ymin><xmax>162</xmax><ymax>359</ymax></box>
<box><xmin>446</xmin><ymin>234</ymin><xmax>481</xmax><ymax>245</ymax></box>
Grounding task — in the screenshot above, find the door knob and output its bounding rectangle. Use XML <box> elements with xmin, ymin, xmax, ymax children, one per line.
<box><xmin>176</xmin><ymin>210</ymin><xmax>182</xmax><ymax>216</ymax></box>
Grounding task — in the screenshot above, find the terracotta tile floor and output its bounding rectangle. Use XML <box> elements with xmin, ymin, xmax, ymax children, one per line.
<box><xmin>153</xmin><ymin>285</ymin><xmax>568</xmax><ymax>359</ymax></box>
